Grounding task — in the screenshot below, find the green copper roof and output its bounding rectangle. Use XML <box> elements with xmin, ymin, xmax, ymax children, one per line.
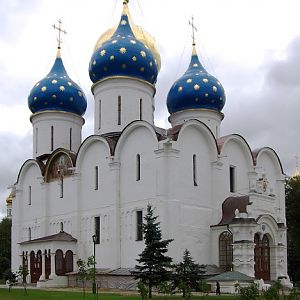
<box><xmin>207</xmin><ymin>271</ymin><xmax>255</xmax><ymax>282</ymax></box>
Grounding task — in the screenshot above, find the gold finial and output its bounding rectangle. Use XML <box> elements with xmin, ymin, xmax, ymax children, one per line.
<box><xmin>53</xmin><ymin>19</ymin><xmax>67</xmax><ymax>49</ymax></box>
<box><xmin>188</xmin><ymin>16</ymin><xmax>198</xmax><ymax>46</ymax></box>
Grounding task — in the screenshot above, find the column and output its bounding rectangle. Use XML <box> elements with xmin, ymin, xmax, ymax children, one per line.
<box><xmin>49</xmin><ymin>252</ymin><xmax>57</xmax><ymax>279</ymax></box>
<box><xmin>39</xmin><ymin>251</ymin><xmax>46</xmax><ymax>281</ymax></box>
<box><xmin>26</xmin><ymin>252</ymin><xmax>31</xmax><ymax>283</ymax></box>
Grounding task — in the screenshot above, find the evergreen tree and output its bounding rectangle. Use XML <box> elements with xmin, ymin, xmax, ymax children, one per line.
<box><xmin>135</xmin><ymin>205</ymin><xmax>173</xmax><ymax>298</ymax></box>
<box><xmin>0</xmin><ymin>218</ymin><xmax>11</xmax><ymax>279</ymax></box>
<box><xmin>286</xmin><ymin>175</ymin><xmax>300</xmax><ymax>284</ymax></box>
<box><xmin>173</xmin><ymin>249</ymin><xmax>205</xmax><ymax>299</ymax></box>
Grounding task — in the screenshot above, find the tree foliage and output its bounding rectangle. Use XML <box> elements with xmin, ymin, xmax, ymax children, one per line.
<box><xmin>135</xmin><ymin>205</ymin><xmax>173</xmax><ymax>298</ymax></box>
<box><xmin>76</xmin><ymin>256</ymin><xmax>96</xmax><ymax>297</ymax></box>
<box><xmin>0</xmin><ymin>218</ymin><xmax>11</xmax><ymax>279</ymax></box>
<box><xmin>173</xmin><ymin>249</ymin><xmax>205</xmax><ymax>299</ymax></box>
<box><xmin>286</xmin><ymin>176</ymin><xmax>300</xmax><ymax>284</ymax></box>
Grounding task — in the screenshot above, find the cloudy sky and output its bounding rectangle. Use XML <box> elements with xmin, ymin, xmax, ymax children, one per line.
<box><xmin>1</xmin><ymin>0</ymin><xmax>300</xmax><ymax>218</ymax></box>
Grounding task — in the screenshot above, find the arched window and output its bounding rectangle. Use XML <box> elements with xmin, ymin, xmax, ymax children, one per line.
<box><xmin>219</xmin><ymin>231</ymin><xmax>233</xmax><ymax>271</ymax></box>
<box><xmin>65</xmin><ymin>250</ymin><xmax>74</xmax><ymax>273</ymax></box>
<box><xmin>55</xmin><ymin>249</ymin><xmax>64</xmax><ymax>276</ymax></box>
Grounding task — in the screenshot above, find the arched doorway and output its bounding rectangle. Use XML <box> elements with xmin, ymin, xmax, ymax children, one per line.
<box><xmin>30</xmin><ymin>251</ymin><xmax>38</xmax><ymax>283</ymax></box>
<box><xmin>65</xmin><ymin>250</ymin><xmax>74</xmax><ymax>273</ymax></box>
<box><xmin>219</xmin><ymin>231</ymin><xmax>233</xmax><ymax>271</ymax></box>
<box><xmin>254</xmin><ymin>233</ymin><xmax>270</xmax><ymax>281</ymax></box>
<box><xmin>55</xmin><ymin>249</ymin><xmax>65</xmax><ymax>276</ymax></box>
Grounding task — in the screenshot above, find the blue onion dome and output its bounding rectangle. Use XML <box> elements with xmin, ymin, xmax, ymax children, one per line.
<box><xmin>28</xmin><ymin>49</ymin><xmax>87</xmax><ymax>116</ymax></box>
<box><xmin>89</xmin><ymin>1</ymin><xmax>159</xmax><ymax>85</ymax></box>
<box><xmin>167</xmin><ymin>45</ymin><xmax>226</xmax><ymax>114</ymax></box>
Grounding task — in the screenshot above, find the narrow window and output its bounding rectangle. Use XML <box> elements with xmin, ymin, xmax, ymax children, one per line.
<box><xmin>69</xmin><ymin>128</ymin><xmax>72</xmax><ymax>151</ymax></box>
<box><xmin>60</xmin><ymin>222</ymin><xmax>64</xmax><ymax>232</ymax></box>
<box><xmin>28</xmin><ymin>228</ymin><xmax>31</xmax><ymax>241</ymax></box>
<box><xmin>193</xmin><ymin>154</ymin><xmax>197</xmax><ymax>186</ymax></box>
<box><xmin>118</xmin><ymin>96</ymin><xmax>121</xmax><ymax>125</ymax></box>
<box><xmin>98</xmin><ymin>100</ymin><xmax>101</xmax><ymax>129</ymax></box>
<box><xmin>230</xmin><ymin>166</ymin><xmax>236</xmax><ymax>193</ymax></box>
<box><xmin>136</xmin><ymin>154</ymin><xmax>141</xmax><ymax>181</ymax></box>
<box><xmin>94</xmin><ymin>216</ymin><xmax>100</xmax><ymax>244</ymax></box>
<box><xmin>28</xmin><ymin>185</ymin><xmax>32</xmax><ymax>205</ymax></box>
<box><xmin>60</xmin><ymin>175</ymin><xmax>64</xmax><ymax>198</ymax></box>
<box><xmin>136</xmin><ymin>210</ymin><xmax>143</xmax><ymax>241</ymax></box>
<box><xmin>51</xmin><ymin>126</ymin><xmax>54</xmax><ymax>151</ymax></box>
<box><xmin>139</xmin><ymin>98</ymin><xmax>142</xmax><ymax>120</ymax></box>
<box><xmin>35</xmin><ymin>127</ymin><xmax>38</xmax><ymax>153</ymax></box>
<box><xmin>95</xmin><ymin>166</ymin><xmax>99</xmax><ymax>190</ymax></box>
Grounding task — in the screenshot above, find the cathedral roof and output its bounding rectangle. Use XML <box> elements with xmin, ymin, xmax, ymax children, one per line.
<box><xmin>28</xmin><ymin>49</ymin><xmax>87</xmax><ymax>116</ymax></box>
<box><xmin>89</xmin><ymin>1</ymin><xmax>159</xmax><ymax>85</ymax></box>
<box><xmin>19</xmin><ymin>231</ymin><xmax>77</xmax><ymax>244</ymax></box>
<box><xmin>167</xmin><ymin>45</ymin><xmax>226</xmax><ymax>114</ymax></box>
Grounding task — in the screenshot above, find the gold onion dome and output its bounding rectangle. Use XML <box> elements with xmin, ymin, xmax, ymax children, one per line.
<box><xmin>6</xmin><ymin>190</ymin><xmax>15</xmax><ymax>204</ymax></box>
<box><xmin>89</xmin><ymin>1</ymin><xmax>160</xmax><ymax>85</ymax></box>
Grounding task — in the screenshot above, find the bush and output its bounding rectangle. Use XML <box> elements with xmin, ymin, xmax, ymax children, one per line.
<box><xmin>238</xmin><ymin>283</ymin><xmax>259</xmax><ymax>300</ymax></box>
<box><xmin>137</xmin><ymin>281</ymin><xmax>148</xmax><ymax>299</ymax></box>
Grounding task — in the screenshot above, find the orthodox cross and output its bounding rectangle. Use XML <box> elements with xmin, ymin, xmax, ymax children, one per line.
<box><xmin>188</xmin><ymin>16</ymin><xmax>197</xmax><ymax>45</ymax></box>
<box><xmin>53</xmin><ymin>19</ymin><xmax>67</xmax><ymax>49</ymax></box>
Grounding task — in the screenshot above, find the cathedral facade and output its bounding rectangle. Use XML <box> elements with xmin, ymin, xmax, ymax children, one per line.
<box><xmin>11</xmin><ymin>1</ymin><xmax>290</xmax><ymax>288</ymax></box>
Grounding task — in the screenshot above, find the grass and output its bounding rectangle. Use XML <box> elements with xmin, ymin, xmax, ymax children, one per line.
<box><xmin>0</xmin><ymin>288</ymin><xmax>237</xmax><ymax>300</ymax></box>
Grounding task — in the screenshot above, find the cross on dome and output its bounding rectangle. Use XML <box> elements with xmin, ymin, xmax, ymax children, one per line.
<box><xmin>53</xmin><ymin>19</ymin><xmax>67</xmax><ymax>49</ymax></box>
<box><xmin>189</xmin><ymin>16</ymin><xmax>198</xmax><ymax>46</ymax></box>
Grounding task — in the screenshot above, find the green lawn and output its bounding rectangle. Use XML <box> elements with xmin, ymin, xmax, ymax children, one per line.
<box><xmin>0</xmin><ymin>288</ymin><xmax>236</xmax><ymax>300</ymax></box>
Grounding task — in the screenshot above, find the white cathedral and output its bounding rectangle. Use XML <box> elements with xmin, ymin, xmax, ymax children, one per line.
<box><xmin>9</xmin><ymin>0</ymin><xmax>291</xmax><ymax>288</ymax></box>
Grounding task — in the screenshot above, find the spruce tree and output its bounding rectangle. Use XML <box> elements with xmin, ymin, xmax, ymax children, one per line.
<box><xmin>135</xmin><ymin>205</ymin><xmax>173</xmax><ymax>298</ymax></box>
<box><xmin>173</xmin><ymin>249</ymin><xmax>205</xmax><ymax>299</ymax></box>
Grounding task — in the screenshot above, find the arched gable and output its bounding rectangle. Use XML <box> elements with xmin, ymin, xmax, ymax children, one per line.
<box><xmin>256</xmin><ymin>214</ymin><xmax>280</xmax><ymax>244</ymax></box>
<box><xmin>176</xmin><ymin>119</ymin><xmax>219</xmax><ymax>158</ymax></box>
<box><xmin>253</xmin><ymin>147</ymin><xmax>284</xmax><ymax>175</ymax></box>
<box><xmin>76</xmin><ymin>135</ymin><xmax>113</xmax><ymax>170</ymax></box>
<box><xmin>114</xmin><ymin>120</ymin><xmax>159</xmax><ymax>158</ymax></box>
<box><xmin>218</xmin><ymin>134</ymin><xmax>254</xmax><ymax>167</ymax></box>
<box><xmin>17</xmin><ymin>159</ymin><xmax>44</xmax><ymax>185</ymax></box>
<box><xmin>44</xmin><ymin>149</ymin><xmax>75</xmax><ymax>182</ymax></box>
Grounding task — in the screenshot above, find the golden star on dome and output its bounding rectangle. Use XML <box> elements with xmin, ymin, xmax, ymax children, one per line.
<box><xmin>69</xmin><ymin>97</ymin><xmax>73</xmax><ymax>101</ymax></box>
<box><xmin>100</xmin><ymin>50</ymin><xmax>106</xmax><ymax>56</ymax></box>
<box><xmin>93</xmin><ymin>60</ymin><xmax>96</xmax><ymax>65</ymax></box>
<box><xmin>140</xmin><ymin>67</ymin><xmax>144</xmax><ymax>72</ymax></box>
<box><xmin>110</xmin><ymin>55</ymin><xmax>115</xmax><ymax>60</ymax></box>
<box><xmin>205</xmin><ymin>93</ymin><xmax>208</xmax><ymax>97</ymax></box>
<box><xmin>132</xmin><ymin>56</ymin><xmax>137</xmax><ymax>61</ymax></box>
<box><xmin>52</xmin><ymin>95</ymin><xmax>57</xmax><ymax>99</ymax></box>
<box><xmin>68</xmin><ymin>82</ymin><xmax>72</xmax><ymax>86</ymax></box>
<box><xmin>140</xmin><ymin>51</ymin><xmax>146</xmax><ymax>57</ymax></box>
<box><xmin>193</xmin><ymin>63</ymin><xmax>198</xmax><ymax>67</ymax></box>
<box><xmin>187</xmin><ymin>78</ymin><xmax>192</xmax><ymax>83</ymax></box>
<box><xmin>59</xmin><ymin>86</ymin><xmax>65</xmax><ymax>91</ymax></box>
<box><xmin>149</xmin><ymin>61</ymin><xmax>153</xmax><ymax>67</ymax></box>
<box><xmin>41</xmin><ymin>86</ymin><xmax>47</xmax><ymax>92</ymax></box>
<box><xmin>112</xmin><ymin>40</ymin><xmax>117</xmax><ymax>44</ymax></box>
<box><xmin>121</xmin><ymin>20</ymin><xmax>127</xmax><ymax>25</ymax></box>
<box><xmin>120</xmin><ymin>47</ymin><xmax>126</xmax><ymax>54</ymax></box>
<box><xmin>178</xmin><ymin>86</ymin><xmax>183</xmax><ymax>92</ymax></box>
<box><xmin>34</xmin><ymin>97</ymin><xmax>37</xmax><ymax>100</ymax></box>
<box><xmin>78</xmin><ymin>91</ymin><xmax>83</xmax><ymax>97</ymax></box>
<box><xmin>130</xmin><ymin>40</ymin><xmax>136</xmax><ymax>44</ymax></box>
<box><xmin>194</xmin><ymin>84</ymin><xmax>200</xmax><ymax>90</ymax></box>
<box><xmin>202</xmin><ymin>78</ymin><xmax>208</xmax><ymax>83</ymax></box>
<box><xmin>212</xmin><ymin>86</ymin><xmax>217</xmax><ymax>92</ymax></box>
<box><xmin>52</xmin><ymin>79</ymin><xmax>58</xmax><ymax>84</ymax></box>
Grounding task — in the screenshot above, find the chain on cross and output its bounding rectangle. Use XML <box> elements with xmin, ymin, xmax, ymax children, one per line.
<box><xmin>189</xmin><ymin>16</ymin><xmax>198</xmax><ymax>45</ymax></box>
<box><xmin>53</xmin><ymin>19</ymin><xmax>67</xmax><ymax>49</ymax></box>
